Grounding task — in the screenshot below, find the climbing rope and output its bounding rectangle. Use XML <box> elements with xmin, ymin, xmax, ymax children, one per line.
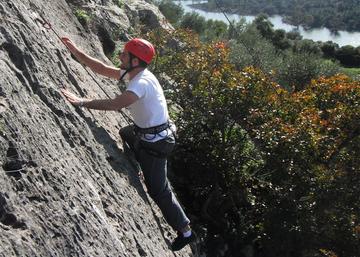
<box><xmin>214</xmin><ymin>0</ymin><xmax>284</xmax><ymax>98</ymax></box>
<box><xmin>213</xmin><ymin>0</ymin><xmax>261</xmax><ymax>67</ymax></box>
<box><xmin>34</xmin><ymin>12</ymin><xmax>134</xmax><ymax>125</ymax></box>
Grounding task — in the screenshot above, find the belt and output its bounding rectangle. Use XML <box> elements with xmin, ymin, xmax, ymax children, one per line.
<box><xmin>134</xmin><ymin>121</ymin><xmax>170</xmax><ymax>135</ymax></box>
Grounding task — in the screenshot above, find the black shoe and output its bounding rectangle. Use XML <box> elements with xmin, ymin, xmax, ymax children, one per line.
<box><xmin>171</xmin><ymin>231</ymin><xmax>196</xmax><ymax>251</ymax></box>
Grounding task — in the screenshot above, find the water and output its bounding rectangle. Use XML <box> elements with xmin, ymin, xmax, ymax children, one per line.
<box><xmin>176</xmin><ymin>0</ymin><xmax>360</xmax><ymax>47</ymax></box>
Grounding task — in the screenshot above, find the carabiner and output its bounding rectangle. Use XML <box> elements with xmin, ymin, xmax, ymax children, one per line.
<box><xmin>42</xmin><ymin>20</ymin><xmax>52</xmax><ymax>30</ymax></box>
<box><xmin>35</xmin><ymin>17</ymin><xmax>52</xmax><ymax>30</ymax></box>
<box><xmin>33</xmin><ymin>10</ymin><xmax>52</xmax><ymax>31</ymax></box>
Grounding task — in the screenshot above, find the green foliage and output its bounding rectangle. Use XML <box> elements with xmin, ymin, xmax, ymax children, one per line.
<box><xmin>114</xmin><ymin>0</ymin><xmax>124</xmax><ymax>8</ymax></box>
<box><xmin>228</xmin><ymin>24</ymin><xmax>340</xmax><ymax>91</ymax></box>
<box><xmin>179</xmin><ymin>13</ymin><xmax>228</xmax><ymax>41</ymax></box>
<box><xmin>110</xmin><ymin>44</ymin><xmax>123</xmax><ymax>68</ymax></box>
<box><xmin>157</xmin><ymin>2</ymin><xmax>358</xmax><ymax>69</ymax></box>
<box><xmin>0</xmin><ymin>120</ymin><xmax>3</xmax><ymax>134</ymax></box>
<box><xmin>180</xmin><ymin>12</ymin><xmax>206</xmax><ymax>34</ymax></box>
<box><xmin>75</xmin><ymin>9</ymin><xmax>90</xmax><ymax>26</ymax></box>
<box><xmin>157</xmin><ymin>0</ymin><xmax>184</xmax><ymax>24</ymax></box>
<box><xmin>272</xmin><ymin>28</ymin><xmax>291</xmax><ymax>50</ymax></box>
<box><xmin>148</xmin><ymin>28</ymin><xmax>360</xmax><ymax>257</ymax></box>
<box><xmin>274</xmin><ymin>51</ymin><xmax>341</xmax><ymax>91</ymax></box>
<box><xmin>286</xmin><ymin>29</ymin><xmax>302</xmax><ymax>40</ymax></box>
<box><xmin>342</xmin><ymin>67</ymin><xmax>360</xmax><ymax>81</ymax></box>
<box><xmin>335</xmin><ymin>45</ymin><xmax>360</xmax><ymax>67</ymax></box>
<box><xmin>229</xmin><ymin>24</ymin><xmax>279</xmax><ymax>71</ymax></box>
<box><xmin>321</xmin><ymin>41</ymin><xmax>339</xmax><ymax>58</ymax></box>
<box><xmin>205</xmin><ymin>0</ymin><xmax>360</xmax><ymax>32</ymax></box>
<box><xmin>253</xmin><ymin>13</ymin><xmax>274</xmax><ymax>39</ymax></box>
<box><xmin>200</xmin><ymin>19</ymin><xmax>228</xmax><ymax>42</ymax></box>
<box><xmin>292</xmin><ymin>39</ymin><xmax>322</xmax><ymax>55</ymax></box>
<box><xmin>316</xmin><ymin>59</ymin><xmax>341</xmax><ymax>78</ymax></box>
<box><xmin>250</xmin><ymin>15</ymin><xmax>358</xmax><ymax>69</ymax></box>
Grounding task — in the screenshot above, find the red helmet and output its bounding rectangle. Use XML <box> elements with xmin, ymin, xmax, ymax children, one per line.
<box><xmin>124</xmin><ymin>38</ymin><xmax>155</xmax><ymax>64</ymax></box>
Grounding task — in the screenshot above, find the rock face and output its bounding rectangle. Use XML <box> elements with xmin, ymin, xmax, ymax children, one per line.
<box><xmin>0</xmin><ymin>0</ymin><xmax>192</xmax><ymax>256</ymax></box>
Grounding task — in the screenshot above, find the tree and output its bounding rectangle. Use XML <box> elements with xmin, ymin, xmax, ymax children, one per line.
<box><xmin>272</xmin><ymin>29</ymin><xmax>291</xmax><ymax>50</ymax></box>
<box><xmin>157</xmin><ymin>0</ymin><xmax>184</xmax><ymax>25</ymax></box>
<box><xmin>180</xmin><ymin>12</ymin><xmax>206</xmax><ymax>34</ymax></box>
<box><xmin>335</xmin><ymin>45</ymin><xmax>360</xmax><ymax>67</ymax></box>
<box><xmin>202</xmin><ymin>19</ymin><xmax>228</xmax><ymax>42</ymax></box>
<box><xmin>286</xmin><ymin>29</ymin><xmax>302</xmax><ymax>40</ymax></box>
<box><xmin>321</xmin><ymin>41</ymin><xmax>339</xmax><ymax>59</ymax></box>
<box><xmin>292</xmin><ymin>39</ymin><xmax>321</xmax><ymax>55</ymax></box>
<box><xmin>253</xmin><ymin>13</ymin><xmax>274</xmax><ymax>40</ymax></box>
<box><xmin>148</xmin><ymin>28</ymin><xmax>360</xmax><ymax>257</ymax></box>
<box><xmin>229</xmin><ymin>23</ymin><xmax>280</xmax><ymax>72</ymax></box>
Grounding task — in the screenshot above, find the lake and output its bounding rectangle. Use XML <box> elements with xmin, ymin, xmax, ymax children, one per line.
<box><xmin>176</xmin><ymin>0</ymin><xmax>360</xmax><ymax>47</ymax></box>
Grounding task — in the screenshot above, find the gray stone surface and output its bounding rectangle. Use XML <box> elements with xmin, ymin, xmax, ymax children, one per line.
<box><xmin>0</xmin><ymin>0</ymin><xmax>192</xmax><ymax>256</ymax></box>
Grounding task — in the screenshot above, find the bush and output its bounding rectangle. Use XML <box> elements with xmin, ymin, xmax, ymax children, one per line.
<box><xmin>180</xmin><ymin>12</ymin><xmax>206</xmax><ymax>34</ymax></box>
<box><xmin>227</xmin><ymin>23</ymin><xmax>340</xmax><ymax>91</ymax></box>
<box><xmin>75</xmin><ymin>9</ymin><xmax>90</xmax><ymax>26</ymax></box>
<box><xmin>335</xmin><ymin>45</ymin><xmax>360</xmax><ymax>67</ymax></box>
<box><xmin>201</xmin><ymin>19</ymin><xmax>228</xmax><ymax>42</ymax></box>
<box><xmin>157</xmin><ymin>0</ymin><xmax>184</xmax><ymax>25</ymax></box>
<box><xmin>228</xmin><ymin>24</ymin><xmax>280</xmax><ymax>72</ymax></box>
<box><xmin>275</xmin><ymin>51</ymin><xmax>322</xmax><ymax>91</ymax></box>
<box><xmin>149</xmin><ymin>28</ymin><xmax>360</xmax><ymax>257</ymax></box>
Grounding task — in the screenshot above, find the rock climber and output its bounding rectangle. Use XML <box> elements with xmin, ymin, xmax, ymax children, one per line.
<box><xmin>60</xmin><ymin>37</ymin><xmax>195</xmax><ymax>251</ymax></box>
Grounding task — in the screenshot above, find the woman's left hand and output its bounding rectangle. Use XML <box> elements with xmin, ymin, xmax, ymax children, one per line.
<box><xmin>61</xmin><ymin>88</ymin><xmax>84</xmax><ymax>106</ymax></box>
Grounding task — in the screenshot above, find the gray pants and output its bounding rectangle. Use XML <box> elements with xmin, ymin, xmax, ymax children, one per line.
<box><xmin>119</xmin><ymin>125</ymin><xmax>190</xmax><ymax>232</ymax></box>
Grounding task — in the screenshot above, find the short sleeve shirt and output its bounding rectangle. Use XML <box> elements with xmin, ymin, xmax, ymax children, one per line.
<box><xmin>126</xmin><ymin>69</ymin><xmax>169</xmax><ymax>129</ymax></box>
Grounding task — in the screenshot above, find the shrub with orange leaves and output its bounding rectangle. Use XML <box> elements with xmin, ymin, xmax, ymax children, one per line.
<box><xmin>148</xmin><ymin>28</ymin><xmax>360</xmax><ymax>257</ymax></box>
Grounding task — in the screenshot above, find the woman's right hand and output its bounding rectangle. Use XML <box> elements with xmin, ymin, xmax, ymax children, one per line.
<box><xmin>61</xmin><ymin>88</ymin><xmax>86</xmax><ymax>107</ymax></box>
<box><xmin>61</xmin><ymin>37</ymin><xmax>79</xmax><ymax>55</ymax></box>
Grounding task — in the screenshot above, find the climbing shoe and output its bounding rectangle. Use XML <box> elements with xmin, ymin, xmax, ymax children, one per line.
<box><xmin>171</xmin><ymin>231</ymin><xmax>196</xmax><ymax>251</ymax></box>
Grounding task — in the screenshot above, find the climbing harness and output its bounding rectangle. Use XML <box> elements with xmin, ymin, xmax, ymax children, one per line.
<box><xmin>134</xmin><ymin>121</ymin><xmax>171</xmax><ymax>135</ymax></box>
<box><xmin>33</xmin><ymin>12</ymin><xmax>134</xmax><ymax>125</ymax></box>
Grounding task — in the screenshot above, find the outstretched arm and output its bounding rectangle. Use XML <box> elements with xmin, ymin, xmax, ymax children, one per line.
<box><xmin>61</xmin><ymin>88</ymin><xmax>138</xmax><ymax>111</ymax></box>
<box><xmin>61</xmin><ymin>37</ymin><xmax>121</xmax><ymax>80</ymax></box>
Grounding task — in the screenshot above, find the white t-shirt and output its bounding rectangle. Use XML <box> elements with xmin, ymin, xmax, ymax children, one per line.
<box><xmin>125</xmin><ymin>69</ymin><xmax>174</xmax><ymax>142</ymax></box>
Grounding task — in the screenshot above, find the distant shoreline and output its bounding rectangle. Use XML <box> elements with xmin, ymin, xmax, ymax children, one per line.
<box><xmin>189</xmin><ymin>2</ymin><xmax>357</xmax><ymax>33</ymax></box>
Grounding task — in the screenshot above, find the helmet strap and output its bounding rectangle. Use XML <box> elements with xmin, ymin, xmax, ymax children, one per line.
<box><xmin>119</xmin><ymin>69</ymin><xmax>129</xmax><ymax>81</ymax></box>
<box><xmin>120</xmin><ymin>53</ymin><xmax>141</xmax><ymax>81</ymax></box>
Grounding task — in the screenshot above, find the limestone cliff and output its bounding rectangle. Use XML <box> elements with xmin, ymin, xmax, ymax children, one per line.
<box><xmin>0</xmin><ymin>0</ymin><xmax>193</xmax><ymax>256</ymax></box>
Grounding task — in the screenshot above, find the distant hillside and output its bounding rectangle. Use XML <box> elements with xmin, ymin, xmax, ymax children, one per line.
<box><xmin>195</xmin><ymin>0</ymin><xmax>360</xmax><ymax>32</ymax></box>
